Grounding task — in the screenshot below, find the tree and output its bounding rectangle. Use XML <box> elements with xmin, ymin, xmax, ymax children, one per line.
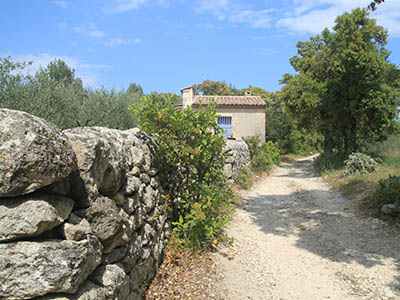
<box><xmin>265</xmin><ymin>91</ymin><xmax>322</xmax><ymax>154</ymax></box>
<box><xmin>126</xmin><ymin>82</ymin><xmax>144</xmax><ymax>97</ymax></box>
<box><xmin>0</xmin><ymin>57</ymin><xmax>137</xmax><ymax>130</ymax></box>
<box><xmin>46</xmin><ymin>59</ymin><xmax>76</xmax><ymax>85</ymax></box>
<box><xmin>193</xmin><ymin>79</ymin><xmax>241</xmax><ymax>95</ymax></box>
<box><xmin>368</xmin><ymin>0</ymin><xmax>385</xmax><ymax>11</ymax></box>
<box><xmin>281</xmin><ymin>8</ymin><xmax>399</xmax><ymax>154</ymax></box>
<box><xmin>0</xmin><ymin>57</ymin><xmax>32</xmax><ymax>109</ymax></box>
<box><xmin>147</xmin><ymin>91</ymin><xmax>182</xmax><ymax>105</ymax></box>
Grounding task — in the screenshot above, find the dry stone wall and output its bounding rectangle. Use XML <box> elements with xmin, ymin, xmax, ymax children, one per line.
<box><xmin>0</xmin><ymin>109</ymin><xmax>169</xmax><ymax>300</ymax></box>
<box><xmin>223</xmin><ymin>139</ymin><xmax>251</xmax><ymax>180</ymax></box>
<box><xmin>0</xmin><ymin>109</ymin><xmax>251</xmax><ymax>300</ymax></box>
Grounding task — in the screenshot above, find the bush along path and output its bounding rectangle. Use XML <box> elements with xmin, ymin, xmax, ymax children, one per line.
<box><xmin>212</xmin><ymin>155</ymin><xmax>400</xmax><ymax>300</ymax></box>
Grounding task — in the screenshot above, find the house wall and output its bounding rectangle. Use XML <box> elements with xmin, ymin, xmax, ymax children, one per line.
<box><xmin>216</xmin><ymin>106</ymin><xmax>266</xmax><ymax>143</ymax></box>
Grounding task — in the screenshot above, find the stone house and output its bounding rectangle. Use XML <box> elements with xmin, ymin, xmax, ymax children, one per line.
<box><xmin>180</xmin><ymin>86</ymin><xmax>266</xmax><ymax>143</ymax></box>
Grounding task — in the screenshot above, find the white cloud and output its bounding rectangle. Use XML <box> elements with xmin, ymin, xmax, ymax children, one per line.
<box><xmin>230</xmin><ymin>9</ymin><xmax>273</xmax><ymax>28</ymax></box>
<box><xmin>196</xmin><ymin>1</ymin><xmax>273</xmax><ymax>28</ymax></box>
<box><xmin>102</xmin><ymin>0</ymin><xmax>169</xmax><ymax>14</ymax></box>
<box><xmin>197</xmin><ymin>0</ymin><xmax>229</xmax><ymax>19</ymax></box>
<box><xmin>195</xmin><ymin>0</ymin><xmax>400</xmax><ymax>36</ymax></box>
<box><xmin>372</xmin><ymin>4</ymin><xmax>400</xmax><ymax>37</ymax></box>
<box><xmin>276</xmin><ymin>0</ymin><xmax>400</xmax><ymax>36</ymax></box>
<box><xmin>277</xmin><ymin>6</ymin><xmax>341</xmax><ymax>34</ymax></box>
<box><xmin>8</xmin><ymin>53</ymin><xmax>109</xmax><ymax>88</ymax></box>
<box><xmin>73</xmin><ymin>23</ymin><xmax>105</xmax><ymax>39</ymax></box>
<box><xmin>52</xmin><ymin>1</ymin><xmax>69</xmax><ymax>9</ymax></box>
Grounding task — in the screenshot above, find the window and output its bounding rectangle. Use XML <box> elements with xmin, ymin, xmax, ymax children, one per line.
<box><xmin>217</xmin><ymin>116</ymin><xmax>232</xmax><ymax>139</ymax></box>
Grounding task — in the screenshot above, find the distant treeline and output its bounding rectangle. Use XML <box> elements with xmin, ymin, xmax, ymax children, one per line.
<box><xmin>0</xmin><ymin>57</ymin><xmax>323</xmax><ymax>155</ymax></box>
<box><xmin>0</xmin><ymin>57</ymin><xmax>181</xmax><ymax>130</ymax></box>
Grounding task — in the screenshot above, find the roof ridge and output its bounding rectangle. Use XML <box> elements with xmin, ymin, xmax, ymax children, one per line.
<box><xmin>192</xmin><ymin>94</ymin><xmax>266</xmax><ymax>106</ymax></box>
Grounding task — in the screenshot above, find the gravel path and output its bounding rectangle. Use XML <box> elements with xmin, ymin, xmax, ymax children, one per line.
<box><xmin>212</xmin><ymin>156</ymin><xmax>400</xmax><ymax>300</ymax></box>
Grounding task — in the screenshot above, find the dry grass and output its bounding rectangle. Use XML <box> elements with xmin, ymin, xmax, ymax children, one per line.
<box><xmin>328</xmin><ymin>165</ymin><xmax>398</xmax><ymax>200</ymax></box>
<box><xmin>326</xmin><ymin>135</ymin><xmax>400</xmax><ymax>211</ymax></box>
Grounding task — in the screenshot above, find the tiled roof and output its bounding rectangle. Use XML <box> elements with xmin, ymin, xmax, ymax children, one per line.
<box><xmin>193</xmin><ymin>95</ymin><xmax>266</xmax><ymax>107</ymax></box>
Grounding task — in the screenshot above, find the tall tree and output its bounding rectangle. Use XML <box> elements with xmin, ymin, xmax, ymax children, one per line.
<box><xmin>193</xmin><ymin>79</ymin><xmax>241</xmax><ymax>95</ymax></box>
<box><xmin>147</xmin><ymin>91</ymin><xmax>182</xmax><ymax>105</ymax></box>
<box><xmin>281</xmin><ymin>8</ymin><xmax>399</xmax><ymax>154</ymax></box>
<box><xmin>46</xmin><ymin>59</ymin><xmax>76</xmax><ymax>85</ymax></box>
<box><xmin>126</xmin><ymin>82</ymin><xmax>144</xmax><ymax>97</ymax></box>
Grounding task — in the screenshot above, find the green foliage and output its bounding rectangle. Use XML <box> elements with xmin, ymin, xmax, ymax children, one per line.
<box><xmin>243</xmin><ymin>136</ymin><xmax>261</xmax><ymax>159</ymax></box>
<box><xmin>235</xmin><ymin>167</ymin><xmax>254</xmax><ymax>189</ymax></box>
<box><xmin>193</xmin><ymin>79</ymin><xmax>241</xmax><ymax>96</ymax></box>
<box><xmin>46</xmin><ymin>59</ymin><xmax>78</xmax><ymax>85</ymax></box>
<box><xmin>265</xmin><ymin>91</ymin><xmax>322</xmax><ymax>155</ymax></box>
<box><xmin>126</xmin><ymin>82</ymin><xmax>144</xmax><ymax>97</ymax></box>
<box><xmin>344</xmin><ymin>153</ymin><xmax>378</xmax><ymax>175</ymax></box>
<box><xmin>369</xmin><ymin>175</ymin><xmax>400</xmax><ymax>216</ymax></box>
<box><xmin>130</xmin><ymin>96</ymin><xmax>232</xmax><ymax>250</ymax></box>
<box><xmin>281</xmin><ymin>8</ymin><xmax>399</xmax><ymax>154</ymax></box>
<box><xmin>368</xmin><ymin>0</ymin><xmax>385</xmax><ymax>11</ymax></box>
<box><xmin>172</xmin><ymin>184</ymin><xmax>233</xmax><ymax>249</ymax></box>
<box><xmin>251</xmin><ymin>141</ymin><xmax>280</xmax><ymax>173</ymax></box>
<box><xmin>147</xmin><ymin>91</ymin><xmax>182</xmax><ymax>105</ymax></box>
<box><xmin>192</xmin><ymin>81</ymin><xmax>322</xmax><ymax>156</ymax></box>
<box><xmin>243</xmin><ymin>137</ymin><xmax>281</xmax><ymax>173</ymax></box>
<box><xmin>368</xmin><ymin>134</ymin><xmax>400</xmax><ymax>159</ymax></box>
<box><xmin>314</xmin><ymin>152</ymin><xmax>348</xmax><ymax>173</ymax></box>
<box><xmin>0</xmin><ymin>57</ymin><xmax>141</xmax><ymax>130</ymax></box>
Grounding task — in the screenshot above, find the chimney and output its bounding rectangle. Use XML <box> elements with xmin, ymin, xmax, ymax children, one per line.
<box><xmin>181</xmin><ymin>86</ymin><xmax>194</xmax><ymax>108</ymax></box>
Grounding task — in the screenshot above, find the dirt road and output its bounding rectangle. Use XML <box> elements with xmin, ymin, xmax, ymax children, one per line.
<box><xmin>213</xmin><ymin>156</ymin><xmax>400</xmax><ymax>300</ymax></box>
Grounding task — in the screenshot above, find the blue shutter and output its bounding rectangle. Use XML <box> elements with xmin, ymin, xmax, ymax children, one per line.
<box><xmin>217</xmin><ymin>116</ymin><xmax>232</xmax><ymax>139</ymax></box>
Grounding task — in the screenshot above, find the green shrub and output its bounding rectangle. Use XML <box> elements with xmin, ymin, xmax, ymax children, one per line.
<box><xmin>314</xmin><ymin>152</ymin><xmax>347</xmax><ymax>173</ymax></box>
<box><xmin>243</xmin><ymin>136</ymin><xmax>261</xmax><ymax>159</ymax></box>
<box><xmin>251</xmin><ymin>141</ymin><xmax>280</xmax><ymax>173</ymax></box>
<box><xmin>130</xmin><ymin>96</ymin><xmax>232</xmax><ymax>250</ymax></box>
<box><xmin>235</xmin><ymin>167</ymin><xmax>254</xmax><ymax>189</ymax></box>
<box><xmin>172</xmin><ymin>184</ymin><xmax>233</xmax><ymax>249</ymax></box>
<box><xmin>368</xmin><ymin>175</ymin><xmax>400</xmax><ymax>216</ymax></box>
<box><xmin>344</xmin><ymin>152</ymin><xmax>378</xmax><ymax>176</ymax></box>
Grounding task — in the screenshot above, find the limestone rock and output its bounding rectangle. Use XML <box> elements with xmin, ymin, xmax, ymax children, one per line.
<box><xmin>223</xmin><ymin>140</ymin><xmax>250</xmax><ymax>179</ymax></box>
<box><xmin>0</xmin><ymin>236</ymin><xmax>103</xmax><ymax>299</ymax></box>
<box><xmin>64</xmin><ymin>127</ymin><xmax>156</xmax><ymax>204</ymax></box>
<box><xmin>34</xmin><ymin>281</ymin><xmax>107</xmax><ymax>300</ymax></box>
<box><xmin>90</xmin><ymin>264</ymin><xmax>129</xmax><ymax>300</ymax></box>
<box><xmin>381</xmin><ymin>203</ymin><xmax>400</xmax><ymax>216</ymax></box>
<box><xmin>121</xmin><ymin>176</ymin><xmax>141</xmax><ymax>195</ymax></box>
<box><xmin>62</xmin><ymin>213</ymin><xmax>92</xmax><ymax>241</ymax></box>
<box><xmin>101</xmin><ymin>246</ymin><xmax>127</xmax><ymax>264</ymax></box>
<box><xmin>85</xmin><ymin>196</ymin><xmax>126</xmax><ymax>253</ymax></box>
<box><xmin>143</xmin><ymin>185</ymin><xmax>159</xmax><ymax>213</ymax></box>
<box><xmin>0</xmin><ymin>109</ymin><xmax>77</xmax><ymax>197</ymax></box>
<box><xmin>223</xmin><ymin>164</ymin><xmax>233</xmax><ymax>179</ymax></box>
<box><xmin>140</xmin><ymin>173</ymin><xmax>151</xmax><ymax>185</ymax></box>
<box><xmin>112</xmin><ymin>192</ymin><xmax>125</xmax><ymax>206</ymax></box>
<box><xmin>129</xmin><ymin>257</ymin><xmax>156</xmax><ymax>291</ymax></box>
<box><xmin>0</xmin><ymin>194</ymin><xmax>74</xmax><ymax>242</ymax></box>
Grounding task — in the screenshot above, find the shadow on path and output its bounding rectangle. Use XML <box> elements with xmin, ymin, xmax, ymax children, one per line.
<box><xmin>240</xmin><ymin>157</ymin><xmax>400</xmax><ymax>293</ymax></box>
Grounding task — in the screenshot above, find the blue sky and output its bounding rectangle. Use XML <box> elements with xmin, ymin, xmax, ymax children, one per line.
<box><xmin>1</xmin><ymin>0</ymin><xmax>400</xmax><ymax>94</ymax></box>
